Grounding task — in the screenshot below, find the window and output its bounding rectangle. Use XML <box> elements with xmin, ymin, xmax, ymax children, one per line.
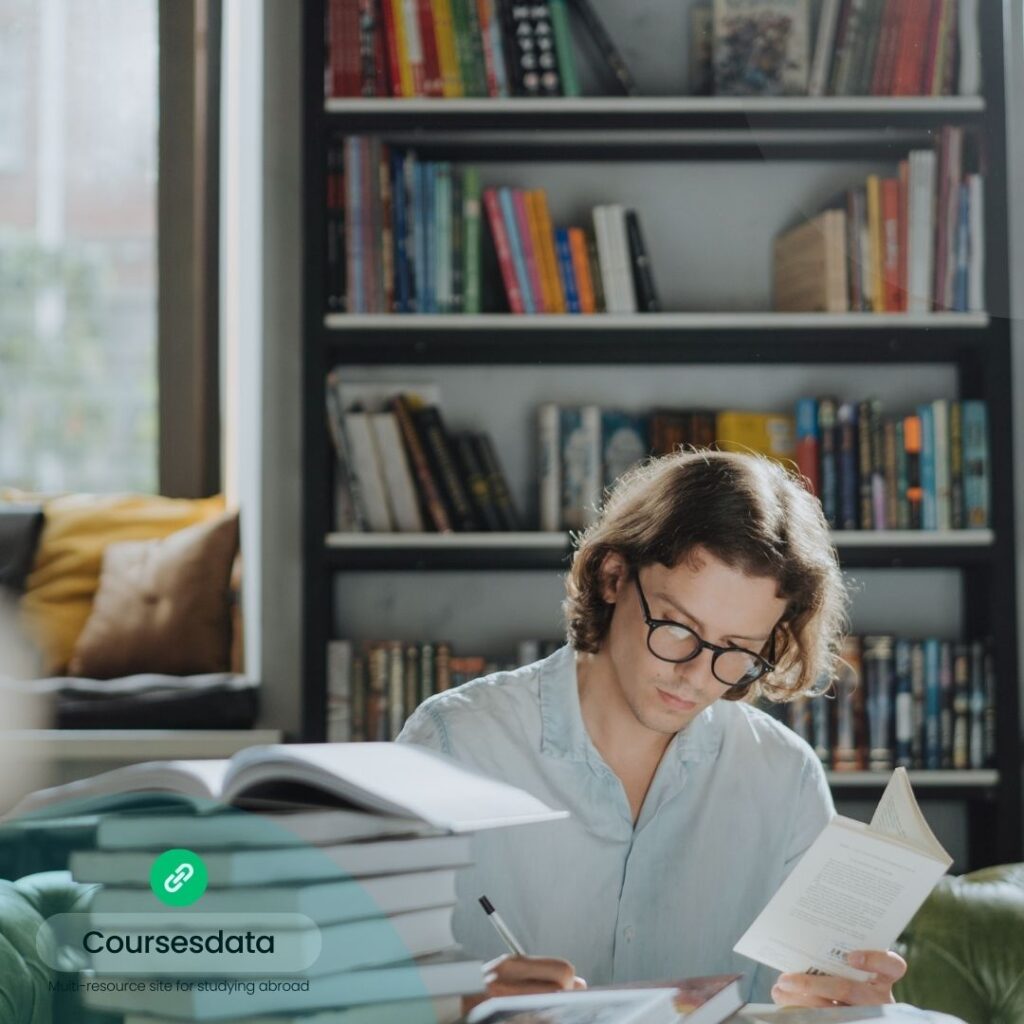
<box><xmin>0</xmin><ymin>0</ymin><xmax>158</xmax><ymax>493</ymax></box>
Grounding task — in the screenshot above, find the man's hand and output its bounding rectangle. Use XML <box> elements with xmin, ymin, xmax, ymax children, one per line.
<box><xmin>771</xmin><ymin>950</ymin><xmax>908</xmax><ymax>1007</ymax></box>
<box><xmin>461</xmin><ymin>954</ymin><xmax>587</xmax><ymax>1014</ymax></box>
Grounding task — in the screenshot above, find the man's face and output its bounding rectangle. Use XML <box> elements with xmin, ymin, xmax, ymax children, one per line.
<box><xmin>601</xmin><ymin>547</ymin><xmax>788</xmax><ymax>734</ymax></box>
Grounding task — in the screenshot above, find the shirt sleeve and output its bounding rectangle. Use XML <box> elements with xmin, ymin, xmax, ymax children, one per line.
<box><xmin>394</xmin><ymin>700</ymin><xmax>451</xmax><ymax>755</ymax></box>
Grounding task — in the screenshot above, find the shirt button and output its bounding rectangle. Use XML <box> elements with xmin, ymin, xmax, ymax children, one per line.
<box><xmin>623</xmin><ymin>926</ymin><xmax>636</xmax><ymax>942</ymax></box>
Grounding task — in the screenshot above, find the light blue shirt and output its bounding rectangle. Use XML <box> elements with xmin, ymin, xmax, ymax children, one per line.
<box><xmin>396</xmin><ymin>644</ymin><xmax>834</xmax><ymax>1003</ymax></box>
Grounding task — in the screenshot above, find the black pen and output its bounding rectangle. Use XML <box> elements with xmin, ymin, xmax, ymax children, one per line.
<box><xmin>479</xmin><ymin>895</ymin><xmax>527</xmax><ymax>956</ymax></box>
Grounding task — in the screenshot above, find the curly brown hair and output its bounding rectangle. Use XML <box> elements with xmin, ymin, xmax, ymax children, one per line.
<box><xmin>563</xmin><ymin>449</ymin><xmax>848</xmax><ymax>703</ymax></box>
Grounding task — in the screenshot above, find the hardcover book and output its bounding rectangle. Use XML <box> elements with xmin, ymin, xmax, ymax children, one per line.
<box><xmin>713</xmin><ymin>0</ymin><xmax>810</xmax><ymax>96</ymax></box>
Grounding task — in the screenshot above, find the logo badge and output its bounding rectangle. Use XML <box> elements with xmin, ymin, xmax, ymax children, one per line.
<box><xmin>150</xmin><ymin>849</ymin><xmax>208</xmax><ymax>906</ymax></box>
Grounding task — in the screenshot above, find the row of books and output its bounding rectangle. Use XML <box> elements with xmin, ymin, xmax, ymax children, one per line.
<box><xmin>796</xmin><ymin>397</ymin><xmax>990</xmax><ymax>531</ymax></box>
<box><xmin>807</xmin><ymin>0</ymin><xmax>978</xmax><ymax>97</ymax></box>
<box><xmin>326</xmin><ymin>139</ymin><xmax>658</xmax><ymax>315</ymax></box>
<box><xmin>325</xmin><ymin>0</ymin><xmax>637</xmax><ymax>99</ymax></box>
<box><xmin>774</xmin><ymin>130</ymin><xmax>983</xmax><ymax>314</ymax></box>
<box><xmin>537</xmin><ymin>397</ymin><xmax>989</xmax><ymax>532</ymax></box>
<box><xmin>327</xmin><ymin>638</ymin><xmax>562</xmax><ymax>741</ymax></box>
<box><xmin>327</xmin><ymin>375</ymin><xmax>521</xmax><ymax>533</ymax></box>
<box><xmin>18</xmin><ymin>744</ymin><xmax>570</xmax><ymax>1022</ymax></box>
<box><xmin>777</xmin><ymin>635</ymin><xmax>995</xmax><ymax>772</ymax></box>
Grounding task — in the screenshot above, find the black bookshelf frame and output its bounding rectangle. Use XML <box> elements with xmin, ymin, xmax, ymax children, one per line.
<box><xmin>300</xmin><ymin>0</ymin><xmax>1021</xmax><ymax>868</ymax></box>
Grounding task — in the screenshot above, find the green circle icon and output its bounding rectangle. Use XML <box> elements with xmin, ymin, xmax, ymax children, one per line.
<box><xmin>150</xmin><ymin>849</ymin><xmax>208</xmax><ymax>906</ymax></box>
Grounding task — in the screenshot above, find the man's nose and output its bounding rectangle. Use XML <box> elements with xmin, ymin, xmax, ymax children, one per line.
<box><xmin>675</xmin><ymin>647</ymin><xmax>719</xmax><ymax>695</ymax></box>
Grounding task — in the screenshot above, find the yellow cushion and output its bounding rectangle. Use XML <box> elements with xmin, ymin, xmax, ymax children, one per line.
<box><xmin>20</xmin><ymin>493</ymin><xmax>225</xmax><ymax>673</ymax></box>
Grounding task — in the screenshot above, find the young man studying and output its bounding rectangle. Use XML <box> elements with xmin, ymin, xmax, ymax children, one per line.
<box><xmin>397</xmin><ymin>450</ymin><xmax>907</xmax><ymax>1009</ymax></box>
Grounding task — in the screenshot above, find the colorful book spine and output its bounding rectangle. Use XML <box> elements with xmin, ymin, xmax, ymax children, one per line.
<box><xmin>482</xmin><ymin>188</ymin><xmax>524</xmax><ymax>314</ymax></box>
<box><xmin>795</xmin><ymin>398</ymin><xmax>820</xmax><ymax>497</ymax></box>
<box><xmin>462</xmin><ymin>166</ymin><xmax>482</xmax><ymax>314</ymax></box>
<box><xmin>923</xmin><ymin>637</ymin><xmax>942</xmax><ymax>769</ymax></box>
<box><xmin>917</xmin><ymin>402</ymin><xmax>937</xmax><ymax>529</ymax></box>
<box><xmin>817</xmin><ymin>398</ymin><xmax>838</xmax><ymax>527</ymax></box>
<box><xmin>961</xmin><ymin>400</ymin><xmax>989</xmax><ymax>528</ymax></box>
<box><xmin>512</xmin><ymin>189</ymin><xmax>544</xmax><ymax>313</ymax></box>
<box><xmin>499</xmin><ymin>187</ymin><xmax>536</xmax><ymax>314</ymax></box>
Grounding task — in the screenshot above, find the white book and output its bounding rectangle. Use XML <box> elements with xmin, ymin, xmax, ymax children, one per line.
<box><xmin>343</xmin><ymin>411</ymin><xmax>395</xmax><ymax>532</ymax></box>
<box><xmin>607</xmin><ymin>204</ymin><xmax>638</xmax><ymax>313</ymax></box>
<box><xmin>734</xmin><ymin>768</ymin><xmax>951</xmax><ymax>981</ymax></box>
<box><xmin>87</xmin><ymin>905</ymin><xmax>458</xmax><ymax>979</ymax></box>
<box><xmin>593</xmin><ymin>206</ymin><xmax>621</xmax><ymax>313</ymax></box>
<box><xmin>580</xmin><ymin>404</ymin><xmax>604</xmax><ymax>527</ymax></box>
<box><xmin>907</xmin><ymin>150</ymin><xmax>936</xmax><ymax>313</ymax></box>
<box><xmin>808</xmin><ymin>0</ymin><xmax>841</xmax><ymax>97</ymax></box>
<box><xmin>327</xmin><ymin>639</ymin><xmax>353</xmax><ymax>743</ymax></box>
<box><xmin>122</xmin><ymin>996</ymin><xmax>462</xmax><ymax>1024</ymax></box>
<box><xmin>468</xmin><ymin>988</ymin><xmax>679</xmax><ymax>1024</ymax></box>
<box><xmin>92</xmin><ymin>867</ymin><xmax>458</xmax><ymax>922</ymax></box>
<box><xmin>957</xmin><ymin>0</ymin><xmax>980</xmax><ymax>96</ymax></box>
<box><xmin>967</xmin><ymin>174</ymin><xmax>985</xmax><ymax>313</ymax></box>
<box><xmin>6</xmin><ymin>742</ymin><xmax>570</xmax><ymax>833</ymax></box>
<box><xmin>931</xmin><ymin>399</ymin><xmax>950</xmax><ymax>531</ymax></box>
<box><xmin>368</xmin><ymin>412</ymin><xmax>425</xmax><ymax>532</ymax></box>
<box><xmin>537</xmin><ymin>402</ymin><xmax>562</xmax><ymax>532</ymax></box>
<box><xmin>83</xmin><ymin>952</ymin><xmax>484</xmax><ymax>1019</ymax></box>
<box><xmin>940</xmin><ymin>129</ymin><xmax>963</xmax><ymax>310</ymax></box>
<box><xmin>71</xmin><ymin>833</ymin><xmax>473</xmax><ymax>886</ymax></box>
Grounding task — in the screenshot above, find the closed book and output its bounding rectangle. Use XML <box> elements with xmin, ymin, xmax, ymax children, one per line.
<box><xmin>499</xmin><ymin>186</ymin><xmax>536</xmax><ymax>314</ymax></box>
<box><xmin>404</xmin><ymin>643</ymin><xmax>420</xmax><ymax>730</ymax></box>
<box><xmin>462</xmin><ymin>166</ymin><xmax>483</xmax><ymax>314</ymax></box>
<box><xmin>531</xmin><ymin>190</ymin><xmax>567</xmax><ymax>313</ymax></box>
<box><xmin>435</xmin><ymin>162</ymin><xmax>453</xmax><ymax>312</ymax></box>
<box><xmin>961</xmin><ymin>400</ymin><xmax>989</xmax><ymax>528</ymax></box>
<box><xmin>923</xmin><ymin>637</ymin><xmax>942</xmax><ymax>769</ymax></box>
<box><xmin>712</xmin><ymin>0</ymin><xmax>809</xmax><ymax>95</ymax></box>
<box><xmin>808</xmin><ymin>0</ymin><xmax>841</xmax><ymax>96</ymax></box>
<box><xmin>931</xmin><ymin>399</ymin><xmax>950</xmax><ymax>531</ymax></box>
<box><xmin>501</xmin><ymin>0</ymin><xmax>561</xmax><ymax>96</ymax></box>
<box><xmin>836</xmin><ymin>401</ymin><xmax>858</xmax><ymax>531</ymax></box>
<box><xmin>555</xmin><ymin>227</ymin><xmax>581</xmax><ymax>313</ymax></box>
<box><xmin>607</xmin><ymin>205</ymin><xmax>637</xmax><ymax>313</ymax></box>
<box><xmin>454</xmin><ymin>432</ymin><xmax>504</xmax><ymax>531</ymax></box>
<box><xmin>369</xmin><ymin>412</ymin><xmax>426</xmax><ymax>532</ymax></box>
<box><xmin>461</xmin><ymin>0</ymin><xmax>491</xmax><ymax>96</ymax></box>
<box><xmin>831</xmin><ymin>0</ymin><xmax>867</xmax><ymax>96</ymax></box>
<box><xmin>867</xmin><ymin>398</ymin><xmax>886</xmax><ymax>529</ymax></box>
<box><xmin>865</xmin><ymin>175</ymin><xmax>885</xmax><ymax>312</ymax></box>
<box><xmin>560</xmin><ymin>405</ymin><xmax>602</xmax><ymax>531</ymax></box>
<box><xmin>903</xmin><ymin>414</ymin><xmax>923</xmax><ymax>530</ymax></box>
<box><xmin>910</xmin><ymin>640</ymin><xmax>925</xmax><ymax>768</ymax></box>
<box><xmin>817</xmin><ymin>398</ymin><xmax>838</xmax><ymax>527</ymax></box>
<box><xmin>549</xmin><ymin>0</ymin><xmax>580</xmax><ymax>95</ymax></box>
<box><xmin>328</xmin><ymin>638</ymin><xmax>354</xmax><ymax>742</ymax></box>
<box><xmin>592</xmin><ymin>206</ymin><xmax>620</xmax><ymax>313</ymax></box>
<box><xmin>326</xmin><ymin>374</ymin><xmax>369</xmax><ymax>531</ymax></box>
<box><xmin>388</xmin><ymin>639</ymin><xmax>405</xmax><ymax>740</ymax></box>
<box><xmin>512</xmin><ymin>188</ymin><xmax>545</xmax><ymax>312</ymax></box>
<box><xmin>933</xmin><ymin>126</ymin><xmax>963</xmax><ymax>311</ymax></box>
<box><xmin>568</xmin><ymin>227</ymin><xmax>597</xmax><ymax>313</ymax></box>
<box><xmin>968</xmin><ymin>640</ymin><xmax>986</xmax><ymax>769</ymax></box>
<box><xmin>344</xmin><ymin>410</ymin><xmax>396</xmax><ymax>532</ymax></box>
<box><xmin>917</xmin><ymin>402</ymin><xmax>937</xmax><ymax>529</ymax></box>
<box><xmin>414</xmin><ymin>404</ymin><xmax>481</xmax><ymax>530</ymax></box>
<box><xmin>883</xmin><ymin>418</ymin><xmax>899</xmax><ymax>531</ymax></box>
<box><xmin>893</xmin><ymin>638</ymin><xmax>913</xmax><ymax>768</ymax></box>
<box><xmin>811</xmin><ymin>690</ymin><xmax>831</xmax><ymax>767</ymax></box>
<box><xmin>938</xmin><ymin>640</ymin><xmax>954</xmax><ymax>768</ymax></box>
<box><xmin>894</xmin><ymin>417</ymin><xmax>910</xmax><ymax>529</ymax></box>
<box><xmin>569</xmin><ymin>0</ymin><xmax>638</xmax><ymax>95</ymax></box>
<box><xmin>601</xmin><ymin>410</ymin><xmax>649</xmax><ymax>489</ymax></box>
<box><xmin>476</xmin><ymin>0</ymin><xmax>509</xmax><ymax>96</ymax></box>
<box><xmin>391</xmin><ymin>393</ymin><xmax>454</xmax><ymax>532</ymax></box>
<box><xmin>906</xmin><ymin>149</ymin><xmax>935</xmax><ymax>313</ymax></box>
<box><xmin>84</xmin><ymin>953</ymin><xmax>486</xmax><ymax>1019</ymax></box>
<box><xmin>431</xmin><ymin>0</ymin><xmax>463</xmax><ymax>96</ymax></box>
<box><xmin>92</xmin><ymin>867</ymin><xmax>457</xmax><ymax>923</ymax></box>
<box><xmin>862</xmin><ymin>634</ymin><xmax>894</xmax><ymax>771</ymax></box>
<box><xmin>625</xmin><ymin>209</ymin><xmax>660</xmax><ymax>313</ymax></box>
<box><xmin>416</xmin><ymin>0</ymin><xmax>445</xmax><ymax>94</ymax></box>
<box><xmin>870</xmin><ymin>0</ymin><xmax>902</xmax><ymax>95</ymax></box>
<box><xmin>833</xmin><ymin>635</ymin><xmax>865</xmax><ymax>770</ymax></box>
<box><xmin>773</xmin><ymin>210</ymin><xmax>848</xmax><ymax>312</ymax></box>
<box><xmin>451</xmin><ymin>166</ymin><xmax>465</xmax><ymax>312</ymax></box>
<box><xmin>952</xmin><ymin>643</ymin><xmax>970</xmax><ymax>770</ymax></box>
<box><xmin>858</xmin><ymin>399</ymin><xmax>876</xmax><ymax>528</ymax></box>
<box><xmin>474</xmin><ymin>432</ymin><xmax>522</xmax><ymax>530</ymax></box>
<box><xmin>716</xmin><ymin>411</ymin><xmax>795</xmax><ymax>464</ymax></box>
<box><xmin>419</xmin><ymin>641</ymin><xmax>436</xmax><ymax>701</ymax></box>
<box><xmin>482</xmin><ymin>187</ymin><xmax>524</xmax><ymax>313</ymax></box>
<box><xmin>585</xmin><ymin>228</ymin><xmax>606</xmax><ymax>312</ymax></box>
<box><xmin>124</xmin><ymin>996</ymin><xmax>461</xmax><ymax>1024</ymax></box>
<box><xmin>794</xmin><ymin>398</ymin><xmax>819</xmax><ymax>497</ymax></box>
<box><xmin>538</xmin><ymin>402</ymin><xmax>562</xmax><ymax>532</ymax></box>
<box><xmin>880</xmin><ymin>178</ymin><xmax>900</xmax><ymax>311</ymax></box>
<box><xmin>967</xmin><ymin>174</ymin><xmax>985</xmax><ymax>313</ymax></box>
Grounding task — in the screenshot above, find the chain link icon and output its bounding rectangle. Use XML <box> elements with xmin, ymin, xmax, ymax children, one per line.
<box><xmin>163</xmin><ymin>862</ymin><xmax>196</xmax><ymax>894</ymax></box>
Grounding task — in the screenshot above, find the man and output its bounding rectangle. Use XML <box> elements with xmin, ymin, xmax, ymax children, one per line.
<box><xmin>397</xmin><ymin>450</ymin><xmax>907</xmax><ymax>1007</ymax></box>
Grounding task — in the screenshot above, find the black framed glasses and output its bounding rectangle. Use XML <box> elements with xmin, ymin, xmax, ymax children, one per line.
<box><xmin>634</xmin><ymin>575</ymin><xmax>776</xmax><ymax>689</ymax></box>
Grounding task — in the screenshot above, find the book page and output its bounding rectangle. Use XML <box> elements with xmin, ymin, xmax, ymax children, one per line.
<box><xmin>869</xmin><ymin>768</ymin><xmax>950</xmax><ymax>863</ymax></box>
<box><xmin>733</xmin><ymin>817</ymin><xmax>949</xmax><ymax>981</ymax></box>
<box><xmin>224</xmin><ymin>743</ymin><xmax>570</xmax><ymax>831</ymax></box>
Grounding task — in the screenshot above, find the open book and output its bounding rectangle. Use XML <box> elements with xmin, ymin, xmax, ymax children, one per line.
<box><xmin>4</xmin><ymin>742</ymin><xmax>569</xmax><ymax>834</ymax></box>
<box><xmin>734</xmin><ymin>768</ymin><xmax>952</xmax><ymax>981</ymax></box>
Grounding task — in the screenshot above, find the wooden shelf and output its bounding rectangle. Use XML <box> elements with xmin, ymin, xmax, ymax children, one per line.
<box><xmin>325</xmin><ymin>531</ymin><xmax>994</xmax><ymax>571</ymax></box>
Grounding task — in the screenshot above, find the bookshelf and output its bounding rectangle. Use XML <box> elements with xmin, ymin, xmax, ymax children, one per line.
<box><xmin>301</xmin><ymin>0</ymin><xmax>1020</xmax><ymax>871</ymax></box>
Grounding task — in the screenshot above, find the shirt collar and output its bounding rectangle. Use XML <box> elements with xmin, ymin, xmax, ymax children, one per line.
<box><xmin>538</xmin><ymin>644</ymin><xmax>724</xmax><ymax>766</ymax></box>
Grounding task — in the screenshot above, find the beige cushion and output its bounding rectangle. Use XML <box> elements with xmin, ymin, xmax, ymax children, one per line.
<box><xmin>67</xmin><ymin>511</ymin><xmax>239</xmax><ymax>679</ymax></box>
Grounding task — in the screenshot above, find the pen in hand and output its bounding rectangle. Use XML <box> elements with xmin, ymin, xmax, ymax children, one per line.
<box><xmin>479</xmin><ymin>894</ymin><xmax>527</xmax><ymax>956</ymax></box>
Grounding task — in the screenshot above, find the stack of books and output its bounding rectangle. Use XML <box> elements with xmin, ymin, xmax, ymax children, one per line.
<box><xmin>774</xmin><ymin>128</ymin><xmax>983</xmax><ymax>314</ymax></box>
<box><xmin>776</xmin><ymin>634</ymin><xmax>995</xmax><ymax>773</ymax></box>
<box><xmin>324</xmin><ymin>0</ymin><xmax>637</xmax><ymax>99</ymax></box>
<box><xmin>327</xmin><ymin>376</ymin><xmax>520</xmax><ymax>533</ymax></box>
<box><xmin>325</xmin><ymin>140</ymin><xmax>659</xmax><ymax>316</ymax></box>
<box><xmin>327</xmin><ymin>638</ymin><xmax>563</xmax><ymax>742</ymax></box>
<box><xmin>7</xmin><ymin>744</ymin><xmax>568</xmax><ymax>1024</ymax></box>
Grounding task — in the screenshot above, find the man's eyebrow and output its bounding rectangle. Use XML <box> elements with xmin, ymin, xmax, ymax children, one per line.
<box><xmin>651</xmin><ymin>591</ymin><xmax>768</xmax><ymax>644</ymax></box>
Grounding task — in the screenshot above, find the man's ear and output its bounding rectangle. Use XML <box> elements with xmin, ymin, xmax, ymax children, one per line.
<box><xmin>598</xmin><ymin>551</ymin><xmax>630</xmax><ymax>604</ymax></box>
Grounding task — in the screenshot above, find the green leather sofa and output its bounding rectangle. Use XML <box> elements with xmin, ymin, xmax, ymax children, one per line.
<box><xmin>0</xmin><ymin>865</ymin><xmax>1020</xmax><ymax>1023</ymax></box>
